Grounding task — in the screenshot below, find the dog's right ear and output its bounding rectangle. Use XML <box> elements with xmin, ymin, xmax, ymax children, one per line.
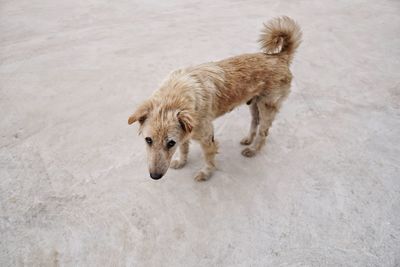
<box><xmin>128</xmin><ymin>100</ymin><xmax>153</xmax><ymax>125</ymax></box>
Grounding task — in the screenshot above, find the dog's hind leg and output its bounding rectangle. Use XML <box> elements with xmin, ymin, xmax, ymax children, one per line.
<box><xmin>170</xmin><ymin>141</ymin><xmax>190</xmax><ymax>169</ymax></box>
<box><xmin>240</xmin><ymin>100</ymin><xmax>259</xmax><ymax>145</ymax></box>
<box><xmin>241</xmin><ymin>100</ymin><xmax>278</xmax><ymax>157</ymax></box>
<box><xmin>241</xmin><ymin>85</ymin><xmax>290</xmax><ymax>157</ymax></box>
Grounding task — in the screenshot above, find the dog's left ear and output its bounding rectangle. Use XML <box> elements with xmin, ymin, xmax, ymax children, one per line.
<box><xmin>177</xmin><ymin>111</ymin><xmax>194</xmax><ymax>133</ymax></box>
<box><xmin>128</xmin><ymin>100</ymin><xmax>153</xmax><ymax>125</ymax></box>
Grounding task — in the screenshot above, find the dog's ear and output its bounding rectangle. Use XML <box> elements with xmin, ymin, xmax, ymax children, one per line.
<box><xmin>128</xmin><ymin>100</ymin><xmax>153</xmax><ymax>125</ymax></box>
<box><xmin>177</xmin><ymin>110</ymin><xmax>194</xmax><ymax>133</ymax></box>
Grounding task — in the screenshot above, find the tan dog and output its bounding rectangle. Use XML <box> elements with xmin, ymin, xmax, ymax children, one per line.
<box><xmin>128</xmin><ymin>16</ymin><xmax>302</xmax><ymax>181</ymax></box>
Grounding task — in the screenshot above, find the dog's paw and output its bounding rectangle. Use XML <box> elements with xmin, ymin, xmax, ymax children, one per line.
<box><xmin>170</xmin><ymin>160</ymin><xmax>186</xmax><ymax>169</ymax></box>
<box><xmin>194</xmin><ymin>171</ymin><xmax>210</xmax><ymax>182</ymax></box>
<box><xmin>240</xmin><ymin>137</ymin><xmax>253</xmax><ymax>145</ymax></box>
<box><xmin>241</xmin><ymin>147</ymin><xmax>256</xmax><ymax>157</ymax></box>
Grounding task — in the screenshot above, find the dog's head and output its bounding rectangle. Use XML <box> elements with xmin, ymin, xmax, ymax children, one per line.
<box><xmin>128</xmin><ymin>99</ymin><xmax>194</xmax><ymax>180</ymax></box>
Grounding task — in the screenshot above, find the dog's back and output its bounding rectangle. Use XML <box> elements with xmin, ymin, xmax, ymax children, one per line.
<box><xmin>202</xmin><ymin>16</ymin><xmax>303</xmax><ymax>117</ymax></box>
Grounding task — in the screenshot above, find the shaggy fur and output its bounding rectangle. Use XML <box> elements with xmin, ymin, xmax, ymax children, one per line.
<box><xmin>128</xmin><ymin>16</ymin><xmax>302</xmax><ymax>181</ymax></box>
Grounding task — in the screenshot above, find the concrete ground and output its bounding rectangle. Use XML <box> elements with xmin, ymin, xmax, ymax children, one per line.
<box><xmin>1</xmin><ymin>0</ymin><xmax>399</xmax><ymax>266</ymax></box>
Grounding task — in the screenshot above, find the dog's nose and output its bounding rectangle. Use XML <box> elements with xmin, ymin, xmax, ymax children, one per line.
<box><xmin>150</xmin><ymin>173</ymin><xmax>163</xmax><ymax>180</ymax></box>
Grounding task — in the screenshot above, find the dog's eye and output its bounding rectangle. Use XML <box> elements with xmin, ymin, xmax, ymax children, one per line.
<box><xmin>145</xmin><ymin>137</ymin><xmax>153</xmax><ymax>145</ymax></box>
<box><xmin>166</xmin><ymin>140</ymin><xmax>176</xmax><ymax>149</ymax></box>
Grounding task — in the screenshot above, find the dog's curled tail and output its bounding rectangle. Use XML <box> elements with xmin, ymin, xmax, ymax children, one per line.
<box><xmin>259</xmin><ymin>16</ymin><xmax>302</xmax><ymax>63</ymax></box>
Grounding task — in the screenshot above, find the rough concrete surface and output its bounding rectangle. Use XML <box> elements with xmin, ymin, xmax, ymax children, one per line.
<box><xmin>1</xmin><ymin>0</ymin><xmax>400</xmax><ymax>266</ymax></box>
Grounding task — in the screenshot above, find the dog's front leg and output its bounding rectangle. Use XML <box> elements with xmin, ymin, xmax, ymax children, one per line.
<box><xmin>170</xmin><ymin>141</ymin><xmax>189</xmax><ymax>169</ymax></box>
<box><xmin>195</xmin><ymin>134</ymin><xmax>218</xmax><ymax>181</ymax></box>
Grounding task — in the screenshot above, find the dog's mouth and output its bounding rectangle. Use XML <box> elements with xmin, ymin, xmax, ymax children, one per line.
<box><xmin>150</xmin><ymin>172</ymin><xmax>164</xmax><ymax>180</ymax></box>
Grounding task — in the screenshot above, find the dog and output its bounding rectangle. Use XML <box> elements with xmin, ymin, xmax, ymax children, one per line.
<box><xmin>128</xmin><ymin>16</ymin><xmax>302</xmax><ymax>181</ymax></box>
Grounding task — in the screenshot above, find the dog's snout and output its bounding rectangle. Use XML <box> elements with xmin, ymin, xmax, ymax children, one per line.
<box><xmin>150</xmin><ymin>172</ymin><xmax>163</xmax><ymax>180</ymax></box>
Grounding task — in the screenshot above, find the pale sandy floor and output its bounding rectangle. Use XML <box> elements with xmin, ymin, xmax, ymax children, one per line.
<box><xmin>1</xmin><ymin>0</ymin><xmax>400</xmax><ymax>266</ymax></box>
